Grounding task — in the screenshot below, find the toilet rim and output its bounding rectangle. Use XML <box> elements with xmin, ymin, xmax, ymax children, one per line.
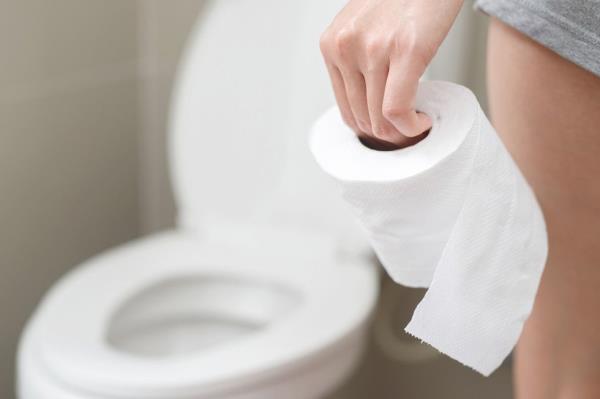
<box><xmin>30</xmin><ymin>230</ymin><xmax>378</xmax><ymax>398</ymax></box>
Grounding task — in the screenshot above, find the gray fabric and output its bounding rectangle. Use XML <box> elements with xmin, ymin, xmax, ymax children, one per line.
<box><xmin>475</xmin><ymin>0</ymin><xmax>600</xmax><ymax>77</ymax></box>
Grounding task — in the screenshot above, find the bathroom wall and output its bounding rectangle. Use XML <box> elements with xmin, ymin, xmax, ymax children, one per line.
<box><xmin>0</xmin><ymin>1</ymin><xmax>140</xmax><ymax>396</ymax></box>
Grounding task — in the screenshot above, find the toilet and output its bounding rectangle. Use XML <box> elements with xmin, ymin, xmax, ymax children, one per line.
<box><xmin>17</xmin><ymin>0</ymin><xmax>379</xmax><ymax>398</ymax></box>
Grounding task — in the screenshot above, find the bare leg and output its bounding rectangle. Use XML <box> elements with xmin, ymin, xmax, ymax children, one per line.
<box><xmin>487</xmin><ymin>18</ymin><xmax>600</xmax><ymax>399</ymax></box>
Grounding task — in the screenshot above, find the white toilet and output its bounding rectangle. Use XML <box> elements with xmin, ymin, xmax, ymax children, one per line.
<box><xmin>17</xmin><ymin>0</ymin><xmax>379</xmax><ymax>398</ymax></box>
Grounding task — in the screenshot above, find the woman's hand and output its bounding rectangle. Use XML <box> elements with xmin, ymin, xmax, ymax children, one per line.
<box><xmin>320</xmin><ymin>0</ymin><xmax>463</xmax><ymax>149</ymax></box>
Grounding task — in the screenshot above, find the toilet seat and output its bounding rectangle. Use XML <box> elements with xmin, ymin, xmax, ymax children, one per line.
<box><xmin>31</xmin><ymin>230</ymin><xmax>377</xmax><ymax>398</ymax></box>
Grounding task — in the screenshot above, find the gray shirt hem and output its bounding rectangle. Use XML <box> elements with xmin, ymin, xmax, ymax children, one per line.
<box><xmin>475</xmin><ymin>0</ymin><xmax>600</xmax><ymax>77</ymax></box>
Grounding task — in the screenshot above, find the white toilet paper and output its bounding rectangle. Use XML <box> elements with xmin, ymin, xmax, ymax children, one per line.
<box><xmin>309</xmin><ymin>81</ymin><xmax>548</xmax><ymax>376</ymax></box>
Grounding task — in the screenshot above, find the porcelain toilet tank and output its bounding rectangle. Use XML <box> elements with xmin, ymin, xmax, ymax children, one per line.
<box><xmin>17</xmin><ymin>0</ymin><xmax>378</xmax><ymax>398</ymax></box>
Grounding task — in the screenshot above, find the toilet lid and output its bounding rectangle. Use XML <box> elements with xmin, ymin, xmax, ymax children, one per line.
<box><xmin>168</xmin><ymin>0</ymin><xmax>363</xmax><ymax>244</ymax></box>
<box><xmin>31</xmin><ymin>231</ymin><xmax>378</xmax><ymax>398</ymax></box>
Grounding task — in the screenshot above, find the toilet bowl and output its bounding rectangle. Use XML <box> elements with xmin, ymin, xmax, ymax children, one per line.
<box><xmin>17</xmin><ymin>0</ymin><xmax>378</xmax><ymax>398</ymax></box>
<box><xmin>19</xmin><ymin>230</ymin><xmax>377</xmax><ymax>399</ymax></box>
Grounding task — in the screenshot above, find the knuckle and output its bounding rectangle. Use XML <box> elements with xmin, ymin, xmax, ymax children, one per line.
<box><xmin>319</xmin><ymin>30</ymin><xmax>333</xmax><ymax>54</ymax></box>
<box><xmin>333</xmin><ymin>27</ymin><xmax>357</xmax><ymax>55</ymax></box>
<box><xmin>393</xmin><ymin>29</ymin><xmax>418</xmax><ymax>53</ymax></box>
<box><xmin>362</xmin><ymin>35</ymin><xmax>392</xmax><ymax>72</ymax></box>
<box><xmin>393</xmin><ymin>31</ymin><xmax>432</xmax><ymax>66</ymax></box>
<box><xmin>363</xmin><ymin>36</ymin><xmax>386</xmax><ymax>58</ymax></box>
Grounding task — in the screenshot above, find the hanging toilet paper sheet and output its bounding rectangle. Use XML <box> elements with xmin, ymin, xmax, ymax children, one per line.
<box><xmin>309</xmin><ymin>81</ymin><xmax>548</xmax><ymax>376</ymax></box>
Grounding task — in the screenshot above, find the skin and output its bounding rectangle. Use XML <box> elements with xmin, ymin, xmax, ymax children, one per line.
<box><xmin>319</xmin><ymin>0</ymin><xmax>463</xmax><ymax>149</ymax></box>
<box><xmin>487</xmin><ymin>19</ymin><xmax>600</xmax><ymax>399</ymax></box>
<box><xmin>322</xmin><ymin>2</ymin><xmax>600</xmax><ymax>397</ymax></box>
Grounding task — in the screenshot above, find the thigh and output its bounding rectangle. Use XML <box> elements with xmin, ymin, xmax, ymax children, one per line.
<box><xmin>487</xmin><ymin>18</ymin><xmax>600</xmax><ymax>399</ymax></box>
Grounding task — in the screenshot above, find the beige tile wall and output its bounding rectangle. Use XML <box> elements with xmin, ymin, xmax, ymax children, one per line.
<box><xmin>0</xmin><ymin>1</ymin><xmax>140</xmax><ymax>396</ymax></box>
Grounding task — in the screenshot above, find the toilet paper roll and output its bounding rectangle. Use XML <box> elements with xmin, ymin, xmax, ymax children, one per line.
<box><xmin>309</xmin><ymin>81</ymin><xmax>548</xmax><ymax>376</ymax></box>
